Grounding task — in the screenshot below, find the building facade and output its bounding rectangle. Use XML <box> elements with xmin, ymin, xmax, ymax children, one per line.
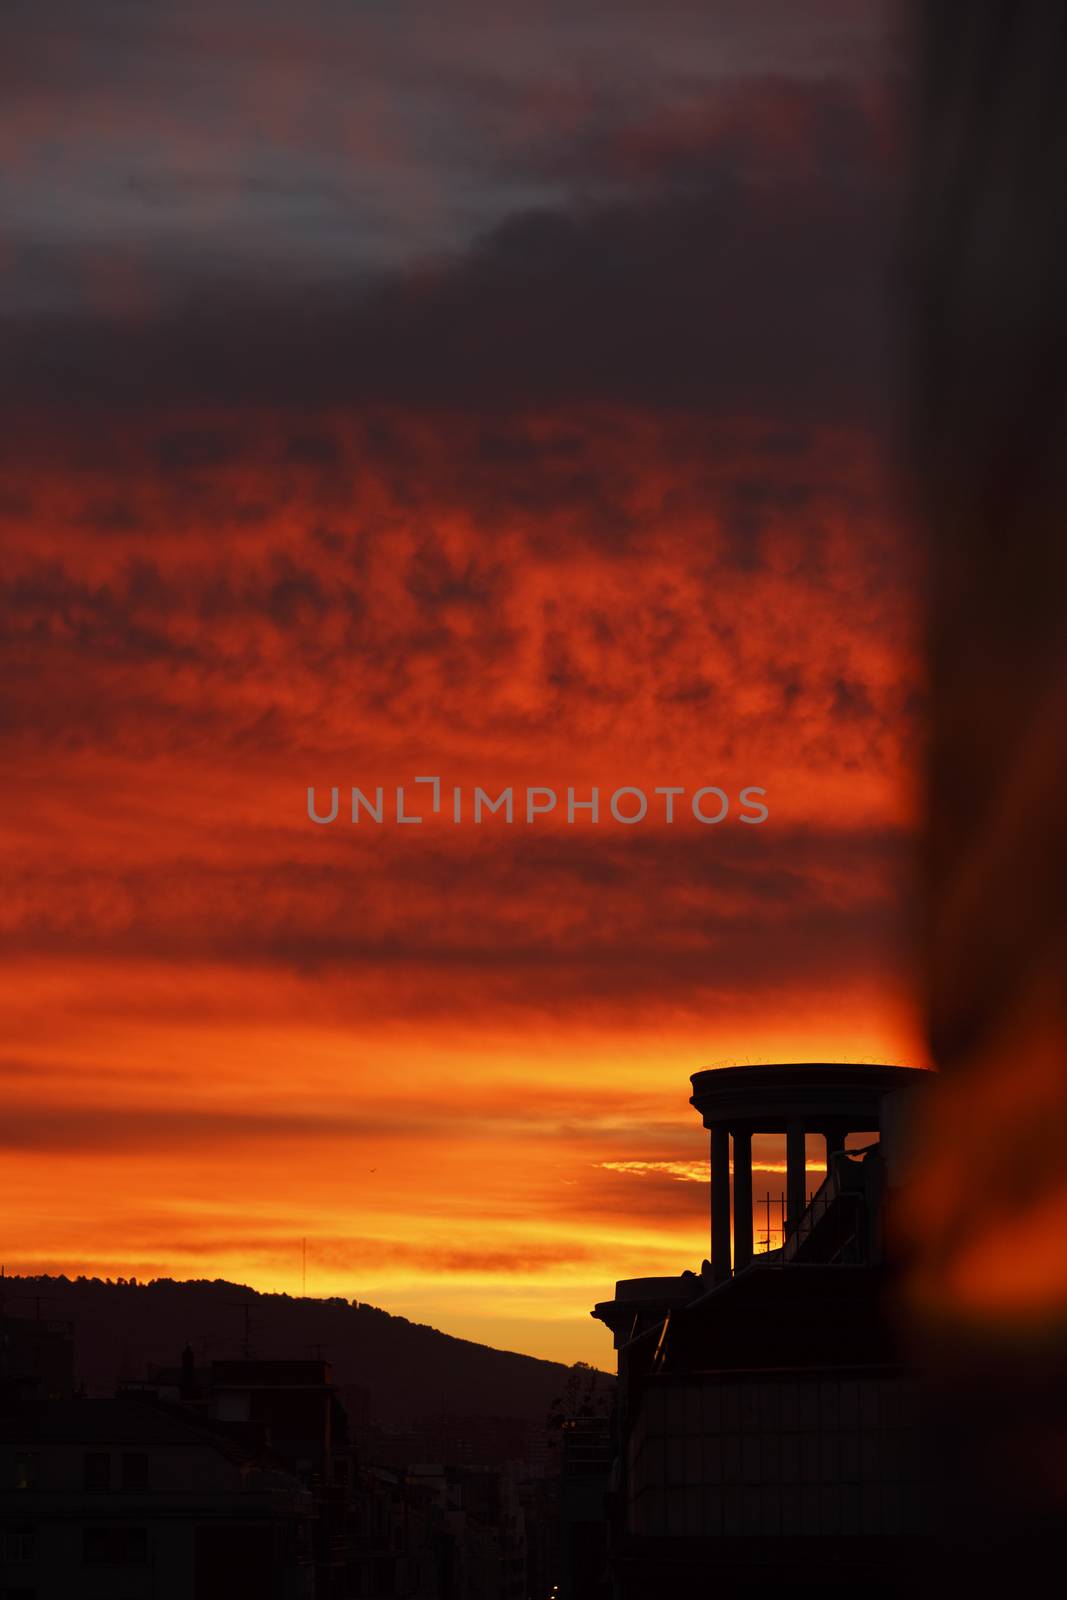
<box><xmin>592</xmin><ymin>1061</ymin><xmax>930</xmax><ymax>1596</ymax></box>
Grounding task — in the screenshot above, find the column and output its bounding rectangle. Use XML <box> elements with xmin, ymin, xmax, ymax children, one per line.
<box><xmin>824</xmin><ymin>1127</ymin><xmax>846</xmax><ymax>1172</ymax></box>
<box><xmin>710</xmin><ymin>1123</ymin><xmax>731</xmax><ymax>1282</ymax></box>
<box><xmin>732</xmin><ymin>1129</ymin><xmax>753</xmax><ymax>1271</ymax></box>
<box><xmin>786</xmin><ymin>1120</ymin><xmax>807</xmax><ymax>1236</ymax></box>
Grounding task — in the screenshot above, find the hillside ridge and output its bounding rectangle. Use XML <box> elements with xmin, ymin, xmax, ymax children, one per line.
<box><xmin>1</xmin><ymin>1274</ymin><xmax>607</xmax><ymax>1423</ymax></box>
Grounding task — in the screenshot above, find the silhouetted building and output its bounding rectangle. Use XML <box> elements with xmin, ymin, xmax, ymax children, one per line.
<box><xmin>557</xmin><ymin>1416</ymin><xmax>612</xmax><ymax>1600</ymax></box>
<box><xmin>591</xmin><ymin>1061</ymin><xmax>929</xmax><ymax>1597</ymax></box>
<box><xmin>0</xmin><ymin>1395</ymin><xmax>314</xmax><ymax>1598</ymax></box>
<box><xmin>0</xmin><ymin>1315</ymin><xmax>75</xmax><ymax>1406</ymax></box>
<box><xmin>3</xmin><ymin>1308</ymin><xmax>564</xmax><ymax>1597</ymax></box>
<box><xmin>401</xmin><ymin>1463</ymin><xmax>533</xmax><ymax>1600</ymax></box>
<box><xmin>116</xmin><ymin>1351</ymin><xmax>552</xmax><ymax>1597</ymax></box>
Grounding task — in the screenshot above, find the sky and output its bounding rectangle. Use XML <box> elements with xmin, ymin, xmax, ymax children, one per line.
<box><xmin>0</xmin><ymin>0</ymin><xmax>925</xmax><ymax>1366</ymax></box>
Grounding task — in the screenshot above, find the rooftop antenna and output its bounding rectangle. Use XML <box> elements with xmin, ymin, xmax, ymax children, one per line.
<box><xmin>302</xmin><ymin>1237</ymin><xmax>307</xmax><ymax>1298</ymax></box>
<box><xmin>9</xmin><ymin>1292</ymin><xmax>58</xmax><ymax>1321</ymax></box>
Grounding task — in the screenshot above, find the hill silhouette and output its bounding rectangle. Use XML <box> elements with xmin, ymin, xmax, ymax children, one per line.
<box><xmin>1</xmin><ymin>1275</ymin><xmax>604</xmax><ymax>1423</ymax></box>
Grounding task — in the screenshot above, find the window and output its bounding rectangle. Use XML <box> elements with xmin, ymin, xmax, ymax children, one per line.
<box><xmin>82</xmin><ymin>1526</ymin><xmax>148</xmax><ymax>1565</ymax></box>
<box><xmin>12</xmin><ymin>1456</ymin><xmax>37</xmax><ymax>1491</ymax></box>
<box><xmin>120</xmin><ymin>1453</ymin><xmax>148</xmax><ymax>1490</ymax></box>
<box><xmin>83</xmin><ymin>1453</ymin><xmax>111</xmax><ymax>1490</ymax></box>
<box><xmin>3</xmin><ymin>1524</ymin><xmax>36</xmax><ymax>1561</ymax></box>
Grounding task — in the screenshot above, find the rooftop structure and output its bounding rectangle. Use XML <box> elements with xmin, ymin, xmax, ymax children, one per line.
<box><xmin>690</xmin><ymin>1062</ymin><xmax>923</xmax><ymax>1281</ymax></box>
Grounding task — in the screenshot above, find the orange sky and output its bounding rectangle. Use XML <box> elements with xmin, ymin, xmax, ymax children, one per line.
<box><xmin>0</xmin><ymin>405</ymin><xmax>924</xmax><ymax>1366</ymax></box>
<box><xmin>0</xmin><ymin>1</ymin><xmax>918</xmax><ymax>1367</ymax></box>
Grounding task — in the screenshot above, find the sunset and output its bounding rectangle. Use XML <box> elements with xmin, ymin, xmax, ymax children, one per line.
<box><xmin>0</xmin><ymin>1</ymin><xmax>921</xmax><ymax>1369</ymax></box>
<box><xmin>11</xmin><ymin>3</ymin><xmax>1062</xmax><ymax>1597</ymax></box>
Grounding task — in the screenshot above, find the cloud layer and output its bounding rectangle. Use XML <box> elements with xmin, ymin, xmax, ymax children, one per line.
<box><xmin>0</xmin><ymin>0</ymin><xmax>918</xmax><ymax>1363</ymax></box>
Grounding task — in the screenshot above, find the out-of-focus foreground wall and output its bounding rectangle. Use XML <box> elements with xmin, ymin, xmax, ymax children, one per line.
<box><xmin>904</xmin><ymin>0</ymin><xmax>1067</xmax><ymax>1566</ymax></box>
